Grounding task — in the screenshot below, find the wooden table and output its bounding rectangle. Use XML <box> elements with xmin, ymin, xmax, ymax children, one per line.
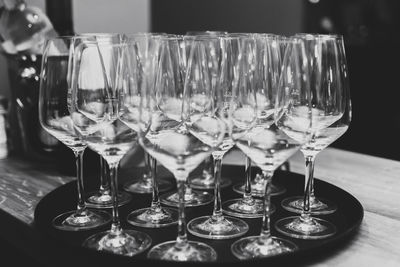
<box><xmin>0</xmin><ymin>147</ymin><xmax>399</xmax><ymax>266</ymax></box>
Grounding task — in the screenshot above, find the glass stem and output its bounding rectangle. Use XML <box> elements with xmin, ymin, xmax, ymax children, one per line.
<box><xmin>243</xmin><ymin>156</ymin><xmax>254</xmax><ymax>205</ymax></box>
<box><xmin>175</xmin><ymin>176</ymin><xmax>189</xmax><ymax>248</ymax></box>
<box><xmin>203</xmin><ymin>155</ymin><xmax>214</xmax><ymax>181</ymax></box>
<box><xmin>109</xmin><ymin>162</ymin><xmax>122</xmax><ymax>235</ymax></box>
<box><xmin>260</xmin><ymin>170</ymin><xmax>273</xmax><ymax>240</ymax></box>
<box><xmin>211</xmin><ymin>153</ymin><xmax>224</xmax><ymax>220</ymax></box>
<box><xmin>185</xmin><ymin>180</ymin><xmax>192</xmax><ymax>197</ymax></box>
<box><xmin>310</xmin><ymin>159</ymin><xmax>316</xmax><ymax>201</ymax></box>
<box><xmin>144</xmin><ymin>151</ymin><xmax>152</xmax><ymax>183</ymax></box>
<box><xmin>99</xmin><ymin>156</ymin><xmax>110</xmax><ymax>195</ymax></box>
<box><xmin>149</xmin><ymin>156</ymin><xmax>161</xmax><ymax>210</ymax></box>
<box><xmin>301</xmin><ymin>155</ymin><xmax>315</xmax><ymax>222</ymax></box>
<box><xmin>74</xmin><ymin>148</ymin><xmax>86</xmax><ymax>214</ymax></box>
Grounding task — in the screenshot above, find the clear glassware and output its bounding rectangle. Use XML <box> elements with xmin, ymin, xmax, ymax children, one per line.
<box><xmin>232</xmin><ymin>169</ymin><xmax>286</xmax><ymax>197</ymax></box>
<box><xmin>189</xmin><ymin>155</ymin><xmax>219</xmax><ymax>190</ymax></box>
<box><xmin>274</xmin><ymin>35</ymin><xmax>347</xmax><ymax>240</ymax></box>
<box><xmin>74</xmin><ymin>33</ymin><xmax>132</xmax><ymax>209</ymax></box>
<box><xmin>123</xmin><ymin>150</ymin><xmax>173</xmax><ymax>194</ymax></box>
<box><xmin>121</xmin><ymin>32</ymin><xmax>174</xmax><ymax>194</ymax></box>
<box><xmin>85</xmin><ymin>156</ymin><xmax>132</xmax><ymax>208</ymax></box>
<box><xmin>185</xmin><ymin>31</ymin><xmax>231</xmax><ymax>190</ymax></box>
<box><xmin>143</xmin><ymin>35</ymin><xmax>226</xmax><ymax>261</ymax></box>
<box><xmin>281</xmin><ymin>34</ymin><xmax>351</xmax><ymax>215</ymax></box>
<box><xmin>231</xmin><ymin>125</ymin><xmax>300</xmax><ymax>258</ymax></box>
<box><xmin>38</xmin><ymin>36</ymin><xmax>111</xmax><ymax>231</ymax></box>
<box><xmin>222</xmin><ymin>34</ymin><xmax>283</xmax><ymax>219</ymax></box>
<box><xmin>119</xmin><ymin>33</ymin><xmax>179</xmax><ymax>228</ymax></box>
<box><xmin>231</xmin><ymin>34</ymin><xmax>288</xmax><ymax>198</ymax></box>
<box><xmin>159</xmin><ymin>34</ymin><xmax>215</xmax><ymax>207</ymax></box>
<box><xmin>159</xmin><ymin>182</ymin><xmax>214</xmax><ymax>207</ymax></box>
<box><xmin>229</xmin><ymin>35</ymin><xmax>301</xmax><ymax>259</ymax></box>
<box><xmin>70</xmin><ymin>40</ymin><xmax>151</xmax><ymax>255</ymax></box>
<box><xmin>187</xmin><ymin>34</ymin><xmax>252</xmax><ymax>239</ymax></box>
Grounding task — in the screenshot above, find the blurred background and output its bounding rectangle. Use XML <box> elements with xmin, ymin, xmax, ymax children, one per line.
<box><xmin>0</xmin><ymin>0</ymin><xmax>399</xmax><ymax>162</ymax></box>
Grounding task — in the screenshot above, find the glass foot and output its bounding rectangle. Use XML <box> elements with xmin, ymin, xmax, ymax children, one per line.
<box><xmin>127</xmin><ymin>207</ymin><xmax>178</xmax><ymax>228</ymax></box>
<box><xmin>187</xmin><ymin>215</ymin><xmax>249</xmax><ymax>240</ymax></box>
<box><xmin>281</xmin><ymin>196</ymin><xmax>337</xmax><ymax>215</ymax></box>
<box><xmin>222</xmin><ymin>198</ymin><xmax>275</xmax><ymax>218</ymax></box>
<box><xmin>232</xmin><ymin>182</ymin><xmax>286</xmax><ymax>197</ymax></box>
<box><xmin>85</xmin><ymin>190</ymin><xmax>132</xmax><ymax>209</ymax></box>
<box><xmin>231</xmin><ymin>235</ymin><xmax>297</xmax><ymax>259</ymax></box>
<box><xmin>275</xmin><ymin>216</ymin><xmax>336</xmax><ymax>240</ymax></box>
<box><xmin>190</xmin><ymin>176</ymin><xmax>231</xmax><ymax>190</ymax></box>
<box><xmin>160</xmin><ymin>190</ymin><xmax>213</xmax><ymax>207</ymax></box>
<box><xmin>83</xmin><ymin>229</ymin><xmax>152</xmax><ymax>256</ymax></box>
<box><xmin>52</xmin><ymin>209</ymin><xmax>111</xmax><ymax>231</ymax></box>
<box><xmin>147</xmin><ymin>240</ymin><xmax>217</xmax><ymax>261</ymax></box>
<box><xmin>123</xmin><ymin>178</ymin><xmax>173</xmax><ymax>194</ymax></box>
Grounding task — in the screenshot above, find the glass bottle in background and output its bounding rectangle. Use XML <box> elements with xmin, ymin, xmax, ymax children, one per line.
<box><xmin>0</xmin><ymin>0</ymin><xmax>57</xmax><ymax>54</ymax></box>
<box><xmin>0</xmin><ymin>0</ymin><xmax>63</xmax><ymax>162</ymax></box>
<box><xmin>0</xmin><ymin>96</ymin><xmax>9</xmax><ymax>159</ymax></box>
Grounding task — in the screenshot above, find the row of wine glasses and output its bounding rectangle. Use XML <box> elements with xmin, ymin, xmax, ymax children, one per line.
<box><xmin>38</xmin><ymin>31</ymin><xmax>351</xmax><ymax>261</ymax></box>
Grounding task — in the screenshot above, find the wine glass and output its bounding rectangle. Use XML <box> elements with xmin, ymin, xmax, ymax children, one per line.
<box><xmin>70</xmin><ymin>40</ymin><xmax>152</xmax><ymax>255</ymax></box>
<box><xmin>231</xmin><ymin>33</ymin><xmax>288</xmax><ymax>198</ymax></box>
<box><xmin>187</xmin><ymin>34</ymin><xmax>252</xmax><ymax>239</ymax></box>
<box><xmin>274</xmin><ymin>35</ymin><xmax>346</xmax><ymax>240</ymax></box>
<box><xmin>122</xmin><ymin>33</ymin><xmax>174</xmax><ymax>195</ymax></box>
<box><xmin>185</xmin><ymin>30</ymin><xmax>231</xmax><ymax>190</ymax></box>
<box><xmin>222</xmin><ymin>34</ymin><xmax>284</xmax><ymax>219</ymax></box>
<box><xmin>38</xmin><ymin>36</ymin><xmax>111</xmax><ymax>231</ymax></box>
<box><xmin>158</xmin><ymin>34</ymin><xmax>214</xmax><ymax>207</ymax></box>
<box><xmin>281</xmin><ymin>34</ymin><xmax>351</xmax><ymax>215</ymax></box>
<box><xmin>119</xmin><ymin>34</ymin><xmax>179</xmax><ymax>228</ymax></box>
<box><xmin>229</xmin><ymin>35</ymin><xmax>301</xmax><ymax>259</ymax></box>
<box><xmin>143</xmin><ymin>35</ymin><xmax>226</xmax><ymax>261</ymax></box>
<box><xmin>77</xmin><ymin>33</ymin><xmax>132</xmax><ymax>209</ymax></box>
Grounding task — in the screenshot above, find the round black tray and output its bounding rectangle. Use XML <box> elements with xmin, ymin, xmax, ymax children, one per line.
<box><xmin>34</xmin><ymin>165</ymin><xmax>363</xmax><ymax>267</ymax></box>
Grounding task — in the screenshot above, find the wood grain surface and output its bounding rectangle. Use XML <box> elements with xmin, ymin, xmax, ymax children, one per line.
<box><xmin>0</xmin><ymin>147</ymin><xmax>399</xmax><ymax>266</ymax></box>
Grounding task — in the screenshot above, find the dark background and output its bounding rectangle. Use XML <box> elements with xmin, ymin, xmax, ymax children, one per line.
<box><xmin>150</xmin><ymin>0</ymin><xmax>400</xmax><ymax>161</ymax></box>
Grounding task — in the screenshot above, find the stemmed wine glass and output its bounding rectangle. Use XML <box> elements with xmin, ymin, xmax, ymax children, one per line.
<box><xmin>38</xmin><ymin>36</ymin><xmax>111</xmax><ymax>231</ymax></box>
<box><xmin>231</xmin><ymin>33</ymin><xmax>288</xmax><ymax>198</ymax></box>
<box><xmin>78</xmin><ymin>33</ymin><xmax>132</xmax><ymax>209</ymax></box>
<box><xmin>275</xmin><ymin>35</ymin><xmax>347</xmax><ymax>239</ymax></box>
<box><xmin>185</xmin><ymin>30</ymin><xmax>231</xmax><ymax>190</ymax></box>
<box><xmin>119</xmin><ymin>34</ymin><xmax>179</xmax><ymax>228</ymax></box>
<box><xmin>158</xmin><ymin>34</ymin><xmax>214</xmax><ymax>208</ymax></box>
<box><xmin>187</xmin><ymin>34</ymin><xmax>251</xmax><ymax>239</ymax></box>
<box><xmin>122</xmin><ymin>33</ymin><xmax>174</xmax><ymax>195</ymax></box>
<box><xmin>143</xmin><ymin>36</ymin><xmax>226</xmax><ymax>261</ymax></box>
<box><xmin>281</xmin><ymin>34</ymin><xmax>351</xmax><ymax>215</ymax></box>
<box><xmin>222</xmin><ymin>34</ymin><xmax>282</xmax><ymax>218</ymax></box>
<box><xmin>70</xmin><ymin>40</ymin><xmax>152</xmax><ymax>255</ymax></box>
<box><xmin>185</xmin><ymin>31</ymin><xmax>231</xmax><ymax>190</ymax></box>
<box><xmin>229</xmin><ymin>35</ymin><xmax>301</xmax><ymax>259</ymax></box>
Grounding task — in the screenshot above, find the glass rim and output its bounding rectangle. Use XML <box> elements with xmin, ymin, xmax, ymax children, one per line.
<box><xmin>186</xmin><ymin>30</ymin><xmax>228</xmax><ymax>36</ymax></box>
<box><xmin>294</xmin><ymin>33</ymin><xmax>344</xmax><ymax>40</ymax></box>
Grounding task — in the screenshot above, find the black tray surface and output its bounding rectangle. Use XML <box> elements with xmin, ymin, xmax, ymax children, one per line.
<box><xmin>34</xmin><ymin>165</ymin><xmax>363</xmax><ymax>267</ymax></box>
